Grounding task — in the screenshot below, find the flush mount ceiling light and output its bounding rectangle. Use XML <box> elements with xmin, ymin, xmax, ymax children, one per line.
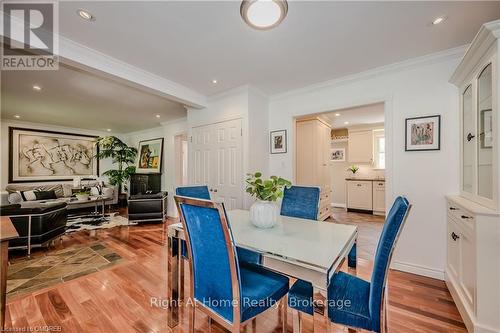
<box><xmin>432</xmin><ymin>16</ymin><xmax>447</xmax><ymax>25</ymax></box>
<box><xmin>32</xmin><ymin>85</ymin><xmax>42</xmax><ymax>91</ymax></box>
<box><xmin>241</xmin><ymin>0</ymin><xmax>288</xmax><ymax>30</ymax></box>
<box><xmin>14</xmin><ymin>115</ymin><xmax>20</xmax><ymax>119</ymax></box>
<box><xmin>77</xmin><ymin>9</ymin><xmax>95</xmax><ymax>21</ymax></box>
<box><xmin>212</xmin><ymin>79</ymin><xmax>218</xmax><ymax>84</ymax></box>
<box><xmin>344</xmin><ymin>121</ymin><xmax>349</xmax><ymax>125</ymax></box>
<box><xmin>106</xmin><ymin>128</ymin><xmax>112</xmax><ymax>132</ymax></box>
<box><xmin>156</xmin><ymin>114</ymin><xmax>161</xmax><ymax>118</ymax></box>
<box><xmin>335</xmin><ymin>113</ymin><xmax>340</xmax><ymax>117</ymax></box>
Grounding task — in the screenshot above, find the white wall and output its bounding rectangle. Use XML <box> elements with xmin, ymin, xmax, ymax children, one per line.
<box><xmin>268</xmin><ymin>54</ymin><xmax>462</xmax><ymax>279</ymax></box>
<box><xmin>0</xmin><ymin>119</ymin><xmax>117</xmax><ymax>189</ymax></box>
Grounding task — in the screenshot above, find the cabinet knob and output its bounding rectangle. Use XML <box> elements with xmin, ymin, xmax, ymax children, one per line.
<box><xmin>451</xmin><ymin>232</ymin><xmax>460</xmax><ymax>241</ymax></box>
<box><xmin>213</xmin><ymin>189</ymin><xmax>218</xmax><ymax>193</ymax></box>
<box><xmin>356</xmin><ymin>184</ymin><xmax>362</xmax><ymax>187</ymax></box>
<box><xmin>461</xmin><ymin>215</ymin><xmax>472</xmax><ymax>219</ymax></box>
<box><xmin>449</xmin><ymin>207</ymin><xmax>458</xmax><ymax>211</ymax></box>
<box><xmin>209</xmin><ymin>188</ymin><xmax>213</xmax><ymax>192</ymax></box>
<box><xmin>467</xmin><ymin>133</ymin><xmax>475</xmax><ymax>142</ymax></box>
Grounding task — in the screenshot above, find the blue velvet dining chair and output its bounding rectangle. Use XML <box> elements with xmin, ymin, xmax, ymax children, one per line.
<box><xmin>281</xmin><ymin>195</ymin><xmax>408</xmax><ymax>333</ymax></box>
<box><xmin>174</xmin><ymin>195</ymin><xmax>290</xmax><ymax>333</ymax></box>
<box><xmin>175</xmin><ymin>185</ymin><xmax>261</xmax><ymax>265</ymax></box>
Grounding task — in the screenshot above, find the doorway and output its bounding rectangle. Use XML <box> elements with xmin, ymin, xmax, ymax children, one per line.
<box><xmin>174</xmin><ymin>132</ymin><xmax>188</xmax><ymax>188</ymax></box>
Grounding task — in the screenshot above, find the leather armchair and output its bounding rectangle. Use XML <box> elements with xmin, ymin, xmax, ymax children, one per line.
<box><xmin>128</xmin><ymin>192</ymin><xmax>168</xmax><ymax>223</ymax></box>
<box><xmin>0</xmin><ymin>202</ymin><xmax>67</xmax><ymax>255</ymax></box>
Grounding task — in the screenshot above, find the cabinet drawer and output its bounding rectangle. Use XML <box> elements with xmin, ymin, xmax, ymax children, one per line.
<box><xmin>374</xmin><ymin>181</ymin><xmax>385</xmax><ymax>189</ymax></box>
<box><xmin>347</xmin><ymin>181</ymin><xmax>373</xmax><ymax>210</ymax></box>
<box><xmin>318</xmin><ymin>205</ymin><xmax>332</xmax><ymax>221</ymax></box>
<box><xmin>447</xmin><ymin>201</ymin><xmax>475</xmax><ymax>233</ymax></box>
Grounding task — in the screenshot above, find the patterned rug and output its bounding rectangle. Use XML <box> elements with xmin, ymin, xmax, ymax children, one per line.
<box><xmin>66</xmin><ymin>213</ymin><xmax>133</xmax><ymax>233</ymax></box>
<box><xmin>7</xmin><ymin>243</ymin><xmax>124</xmax><ymax>298</ymax></box>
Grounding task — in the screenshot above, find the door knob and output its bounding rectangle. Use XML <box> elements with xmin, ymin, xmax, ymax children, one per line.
<box><xmin>467</xmin><ymin>133</ymin><xmax>475</xmax><ymax>142</ymax></box>
<box><xmin>451</xmin><ymin>232</ymin><xmax>460</xmax><ymax>241</ymax></box>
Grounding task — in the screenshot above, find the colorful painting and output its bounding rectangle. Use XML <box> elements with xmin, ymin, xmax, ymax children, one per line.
<box><xmin>270</xmin><ymin>130</ymin><xmax>287</xmax><ymax>154</ymax></box>
<box><xmin>136</xmin><ymin>138</ymin><xmax>163</xmax><ymax>173</ymax></box>
<box><xmin>9</xmin><ymin>127</ymin><xmax>98</xmax><ymax>182</ymax></box>
<box><xmin>405</xmin><ymin>115</ymin><xmax>441</xmax><ymax>151</ymax></box>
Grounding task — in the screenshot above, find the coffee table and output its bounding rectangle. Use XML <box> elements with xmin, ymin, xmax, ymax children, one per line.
<box><xmin>66</xmin><ymin>196</ymin><xmax>109</xmax><ymax>225</ymax></box>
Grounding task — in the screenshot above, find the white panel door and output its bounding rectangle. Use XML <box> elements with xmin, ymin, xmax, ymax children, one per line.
<box><xmin>191</xmin><ymin>119</ymin><xmax>243</xmax><ymax>210</ymax></box>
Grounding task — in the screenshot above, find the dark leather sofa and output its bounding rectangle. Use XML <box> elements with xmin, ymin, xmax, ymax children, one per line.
<box><xmin>0</xmin><ymin>202</ymin><xmax>67</xmax><ymax>253</ymax></box>
<box><xmin>128</xmin><ymin>192</ymin><xmax>168</xmax><ymax>223</ymax></box>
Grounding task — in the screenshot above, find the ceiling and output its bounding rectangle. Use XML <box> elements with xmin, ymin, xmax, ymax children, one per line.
<box><xmin>57</xmin><ymin>1</ymin><xmax>500</xmax><ymax>95</ymax></box>
<box><xmin>320</xmin><ymin>103</ymin><xmax>385</xmax><ymax>129</ymax></box>
<box><xmin>1</xmin><ymin>64</ymin><xmax>187</xmax><ymax>133</ymax></box>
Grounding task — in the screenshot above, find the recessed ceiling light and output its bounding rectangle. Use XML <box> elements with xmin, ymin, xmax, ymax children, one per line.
<box><xmin>106</xmin><ymin>129</ymin><xmax>111</xmax><ymax>132</ymax></box>
<box><xmin>14</xmin><ymin>115</ymin><xmax>20</xmax><ymax>119</ymax></box>
<box><xmin>32</xmin><ymin>85</ymin><xmax>42</xmax><ymax>91</ymax></box>
<box><xmin>335</xmin><ymin>113</ymin><xmax>340</xmax><ymax>117</ymax></box>
<box><xmin>344</xmin><ymin>121</ymin><xmax>349</xmax><ymax>125</ymax></box>
<box><xmin>212</xmin><ymin>79</ymin><xmax>218</xmax><ymax>84</ymax></box>
<box><xmin>77</xmin><ymin>9</ymin><xmax>94</xmax><ymax>21</ymax></box>
<box><xmin>156</xmin><ymin>114</ymin><xmax>161</xmax><ymax>118</ymax></box>
<box><xmin>432</xmin><ymin>16</ymin><xmax>446</xmax><ymax>25</ymax></box>
<box><xmin>241</xmin><ymin>0</ymin><xmax>288</xmax><ymax>30</ymax></box>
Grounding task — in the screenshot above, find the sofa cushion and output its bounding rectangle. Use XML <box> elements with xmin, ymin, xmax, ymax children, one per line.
<box><xmin>20</xmin><ymin>190</ymin><xmax>37</xmax><ymax>201</ymax></box>
<box><xmin>6</xmin><ymin>184</ymin><xmax>64</xmax><ymax>198</ymax></box>
<box><xmin>34</xmin><ymin>190</ymin><xmax>57</xmax><ymax>201</ymax></box>
<box><xmin>8</xmin><ymin>192</ymin><xmax>23</xmax><ymax>204</ymax></box>
<box><xmin>0</xmin><ymin>201</ymin><xmax>67</xmax><ymax>215</ymax></box>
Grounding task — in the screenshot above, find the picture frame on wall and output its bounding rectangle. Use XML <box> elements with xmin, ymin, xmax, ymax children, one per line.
<box><xmin>330</xmin><ymin>148</ymin><xmax>345</xmax><ymax>162</ymax></box>
<box><xmin>136</xmin><ymin>138</ymin><xmax>164</xmax><ymax>174</ymax></box>
<box><xmin>405</xmin><ymin>115</ymin><xmax>441</xmax><ymax>151</ymax></box>
<box><xmin>270</xmin><ymin>130</ymin><xmax>287</xmax><ymax>154</ymax></box>
<box><xmin>9</xmin><ymin>127</ymin><xmax>99</xmax><ymax>183</ymax></box>
<box><xmin>480</xmin><ymin>109</ymin><xmax>492</xmax><ymax>148</ymax></box>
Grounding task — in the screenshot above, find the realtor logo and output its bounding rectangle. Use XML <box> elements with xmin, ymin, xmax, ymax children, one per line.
<box><xmin>1</xmin><ymin>1</ymin><xmax>59</xmax><ymax>70</ymax></box>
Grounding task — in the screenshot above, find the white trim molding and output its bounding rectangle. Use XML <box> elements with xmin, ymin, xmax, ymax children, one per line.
<box><xmin>392</xmin><ymin>260</ymin><xmax>445</xmax><ymax>280</ymax></box>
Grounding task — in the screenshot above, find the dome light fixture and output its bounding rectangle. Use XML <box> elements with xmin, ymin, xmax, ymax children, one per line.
<box><xmin>241</xmin><ymin>0</ymin><xmax>288</xmax><ymax>30</ymax></box>
<box><xmin>77</xmin><ymin>9</ymin><xmax>95</xmax><ymax>21</ymax></box>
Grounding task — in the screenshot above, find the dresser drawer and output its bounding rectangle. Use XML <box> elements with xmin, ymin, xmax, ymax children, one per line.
<box><xmin>373</xmin><ymin>181</ymin><xmax>385</xmax><ymax>189</ymax></box>
<box><xmin>447</xmin><ymin>201</ymin><xmax>475</xmax><ymax>233</ymax></box>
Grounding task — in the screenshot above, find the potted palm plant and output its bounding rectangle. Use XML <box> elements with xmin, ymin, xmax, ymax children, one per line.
<box><xmin>95</xmin><ymin>136</ymin><xmax>137</xmax><ymax>195</ymax></box>
<box><xmin>246</xmin><ymin>172</ymin><xmax>291</xmax><ymax>228</ymax></box>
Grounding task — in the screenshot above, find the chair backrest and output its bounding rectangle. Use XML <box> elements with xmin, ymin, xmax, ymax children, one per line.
<box><xmin>280</xmin><ymin>185</ymin><xmax>320</xmax><ymax>220</ymax></box>
<box><xmin>175</xmin><ymin>185</ymin><xmax>211</xmax><ymax>200</ymax></box>
<box><xmin>369</xmin><ymin>196</ymin><xmax>411</xmax><ymax>328</ymax></box>
<box><xmin>174</xmin><ymin>196</ymin><xmax>241</xmax><ymax>324</ymax></box>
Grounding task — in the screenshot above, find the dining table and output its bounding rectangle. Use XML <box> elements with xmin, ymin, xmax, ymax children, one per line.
<box><xmin>166</xmin><ymin>209</ymin><xmax>358</xmax><ymax>329</ymax></box>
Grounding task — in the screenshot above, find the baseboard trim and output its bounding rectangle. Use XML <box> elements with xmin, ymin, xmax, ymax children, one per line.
<box><xmin>391</xmin><ymin>260</ymin><xmax>445</xmax><ymax>280</ymax></box>
<box><xmin>331</xmin><ymin>203</ymin><xmax>346</xmax><ymax>208</ymax></box>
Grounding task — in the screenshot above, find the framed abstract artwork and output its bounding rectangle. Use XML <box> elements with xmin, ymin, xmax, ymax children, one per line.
<box><xmin>330</xmin><ymin>148</ymin><xmax>345</xmax><ymax>162</ymax></box>
<box><xmin>9</xmin><ymin>127</ymin><xmax>99</xmax><ymax>183</ymax></box>
<box><xmin>270</xmin><ymin>130</ymin><xmax>287</xmax><ymax>154</ymax></box>
<box><xmin>136</xmin><ymin>138</ymin><xmax>164</xmax><ymax>173</ymax></box>
<box><xmin>405</xmin><ymin>115</ymin><xmax>441</xmax><ymax>151</ymax></box>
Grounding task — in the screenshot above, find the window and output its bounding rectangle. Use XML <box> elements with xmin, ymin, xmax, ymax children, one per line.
<box><xmin>374</xmin><ymin>130</ymin><xmax>385</xmax><ymax>169</ymax></box>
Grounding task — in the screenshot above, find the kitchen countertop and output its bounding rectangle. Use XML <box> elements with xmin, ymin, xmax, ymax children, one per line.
<box><xmin>345</xmin><ymin>177</ymin><xmax>385</xmax><ymax>181</ymax></box>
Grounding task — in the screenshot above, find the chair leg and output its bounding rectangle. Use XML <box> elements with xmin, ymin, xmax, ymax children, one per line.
<box><xmin>189</xmin><ymin>304</ymin><xmax>195</xmax><ymax>333</ymax></box>
<box><xmin>282</xmin><ymin>295</ymin><xmax>288</xmax><ymax>333</ymax></box>
<box><xmin>292</xmin><ymin>310</ymin><xmax>302</xmax><ymax>333</ymax></box>
<box><xmin>179</xmin><ymin>258</ymin><xmax>185</xmax><ymax>300</ymax></box>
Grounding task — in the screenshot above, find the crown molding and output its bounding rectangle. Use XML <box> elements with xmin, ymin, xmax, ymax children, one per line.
<box><xmin>271</xmin><ymin>45</ymin><xmax>468</xmax><ymax>102</ymax></box>
<box><xmin>449</xmin><ymin>19</ymin><xmax>500</xmax><ymax>86</ymax></box>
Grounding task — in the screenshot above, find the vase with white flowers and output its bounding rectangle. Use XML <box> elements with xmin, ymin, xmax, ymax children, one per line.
<box><xmin>245</xmin><ymin>172</ymin><xmax>292</xmax><ymax>228</ymax></box>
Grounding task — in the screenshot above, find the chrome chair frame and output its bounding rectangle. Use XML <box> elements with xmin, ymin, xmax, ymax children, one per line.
<box><xmin>174</xmin><ymin>195</ymin><xmax>288</xmax><ymax>333</ymax></box>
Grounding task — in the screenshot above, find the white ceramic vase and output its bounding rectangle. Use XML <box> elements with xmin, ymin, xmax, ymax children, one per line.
<box><xmin>250</xmin><ymin>200</ymin><xmax>278</xmax><ymax>229</ymax></box>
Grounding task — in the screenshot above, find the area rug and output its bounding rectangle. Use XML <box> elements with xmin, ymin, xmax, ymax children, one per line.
<box><xmin>66</xmin><ymin>213</ymin><xmax>134</xmax><ymax>233</ymax></box>
<box><xmin>7</xmin><ymin>243</ymin><xmax>124</xmax><ymax>298</ymax></box>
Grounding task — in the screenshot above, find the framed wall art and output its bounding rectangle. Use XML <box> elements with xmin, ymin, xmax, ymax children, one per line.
<box><xmin>136</xmin><ymin>138</ymin><xmax>164</xmax><ymax>173</ymax></box>
<box><xmin>405</xmin><ymin>115</ymin><xmax>441</xmax><ymax>151</ymax></box>
<box><xmin>270</xmin><ymin>130</ymin><xmax>287</xmax><ymax>154</ymax></box>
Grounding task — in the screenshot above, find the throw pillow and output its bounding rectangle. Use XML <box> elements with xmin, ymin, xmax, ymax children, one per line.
<box><xmin>34</xmin><ymin>190</ymin><xmax>58</xmax><ymax>200</ymax></box>
<box><xmin>9</xmin><ymin>192</ymin><xmax>23</xmax><ymax>204</ymax></box>
<box><xmin>20</xmin><ymin>190</ymin><xmax>37</xmax><ymax>201</ymax></box>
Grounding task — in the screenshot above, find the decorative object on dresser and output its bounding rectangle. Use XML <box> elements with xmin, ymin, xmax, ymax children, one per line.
<box><xmin>96</xmin><ymin>136</ymin><xmax>137</xmax><ymax>193</ymax></box>
<box><xmin>447</xmin><ymin>19</ymin><xmax>500</xmax><ymax>333</ymax></box>
<box><xmin>245</xmin><ymin>172</ymin><xmax>291</xmax><ymax>228</ymax></box>
<box><xmin>295</xmin><ymin>117</ymin><xmax>332</xmax><ymax>220</ymax></box>
<box><xmin>9</xmin><ymin>127</ymin><xmax>99</xmax><ymax>183</ymax></box>
<box><xmin>330</xmin><ymin>148</ymin><xmax>345</xmax><ymax>161</ymax></box>
<box><xmin>347</xmin><ymin>165</ymin><xmax>359</xmax><ymax>174</ymax></box>
<box><xmin>136</xmin><ymin>138</ymin><xmax>164</xmax><ymax>173</ymax></box>
<box><xmin>405</xmin><ymin>115</ymin><xmax>441</xmax><ymax>151</ymax></box>
<box><xmin>270</xmin><ymin>129</ymin><xmax>287</xmax><ymax>154</ymax></box>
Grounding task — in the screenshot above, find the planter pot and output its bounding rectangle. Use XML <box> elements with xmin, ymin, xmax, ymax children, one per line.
<box><xmin>250</xmin><ymin>200</ymin><xmax>278</xmax><ymax>229</ymax></box>
<box><xmin>75</xmin><ymin>194</ymin><xmax>89</xmax><ymax>201</ymax></box>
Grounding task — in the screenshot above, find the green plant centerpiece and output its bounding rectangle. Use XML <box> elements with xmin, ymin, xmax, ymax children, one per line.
<box><xmin>74</xmin><ymin>189</ymin><xmax>91</xmax><ymax>201</ymax></box>
<box><xmin>246</xmin><ymin>172</ymin><xmax>291</xmax><ymax>228</ymax></box>
<box><xmin>95</xmin><ymin>136</ymin><xmax>137</xmax><ymax>193</ymax></box>
<box><xmin>347</xmin><ymin>165</ymin><xmax>359</xmax><ymax>175</ymax></box>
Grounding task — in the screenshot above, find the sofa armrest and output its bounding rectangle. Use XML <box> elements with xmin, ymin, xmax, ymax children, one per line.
<box><xmin>1</xmin><ymin>191</ymin><xmax>9</xmax><ymax>206</ymax></box>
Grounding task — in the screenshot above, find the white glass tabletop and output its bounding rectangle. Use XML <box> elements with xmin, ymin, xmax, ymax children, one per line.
<box><xmin>227</xmin><ymin>210</ymin><xmax>357</xmax><ymax>273</ymax></box>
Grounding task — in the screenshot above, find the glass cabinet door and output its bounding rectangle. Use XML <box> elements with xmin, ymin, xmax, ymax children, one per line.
<box><xmin>477</xmin><ymin>63</ymin><xmax>493</xmax><ymax>199</ymax></box>
<box><xmin>462</xmin><ymin>85</ymin><xmax>474</xmax><ymax>194</ymax></box>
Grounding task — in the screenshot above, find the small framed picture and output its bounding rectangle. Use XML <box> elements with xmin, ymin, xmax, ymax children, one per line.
<box><xmin>330</xmin><ymin>148</ymin><xmax>345</xmax><ymax>162</ymax></box>
<box><xmin>270</xmin><ymin>130</ymin><xmax>287</xmax><ymax>154</ymax></box>
<box><xmin>405</xmin><ymin>115</ymin><xmax>441</xmax><ymax>151</ymax></box>
<box><xmin>480</xmin><ymin>109</ymin><xmax>492</xmax><ymax>148</ymax></box>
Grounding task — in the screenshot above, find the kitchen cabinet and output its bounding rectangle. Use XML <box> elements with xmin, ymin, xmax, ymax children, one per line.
<box><xmin>372</xmin><ymin>181</ymin><xmax>385</xmax><ymax>215</ymax></box>
<box><xmin>346</xmin><ymin>180</ymin><xmax>372</xmax><ymax>211</ymax></box>
<box><xmin>348</xmin><ymin>130</ymin><xmax>373</xmax><ymax>163</ymax></box>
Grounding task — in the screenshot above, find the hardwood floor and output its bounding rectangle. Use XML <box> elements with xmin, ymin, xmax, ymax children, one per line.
<box><xmin>4</xmin><ymin>208</ymin><xmax>466</xmax><ymax>333</ymax></box>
